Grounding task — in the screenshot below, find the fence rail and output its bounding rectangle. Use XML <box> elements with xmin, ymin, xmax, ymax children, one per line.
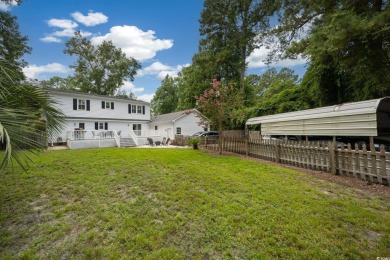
<box><xmin>174</xmin><ymin>133</ymin><xmax>390</xmax><ymax>186</ymax></box>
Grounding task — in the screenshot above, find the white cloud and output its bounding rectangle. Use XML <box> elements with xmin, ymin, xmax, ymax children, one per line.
<box><xmin>42</xmin><ymin>17</ymin><xmax>91</xmax><ymax>42</ymax></box>
<box><xmin>47</xmin><ymin>19</ymin><xmax>78</xmax><ymax>29</ymax></box>
<box><xmin>0</xmin><ymin>0</ymin><xmax>17</xmax><ymax>11</ymax></box>
<box><xmin>137</xmin><ymin>93</ymin><xmax>155</xmax><ymax>103</ymax></box>
<box><xmin>51</xmin><ymin>28</ymin><xmax>75</xmax><ymax>37</ymax></box>
<box><xmin>138</xmin><ymin>62</ymin><xmax>190</xmax><ymax>79</ymax></box>
<box><xmin>248</xmin><ymin>47</ymin><xmax>307</xmax><ymax>68</ymax></box>
<box><xmin>40</xmin><ymin>36</ymin><xmax>61</xmax><ymax>43</ymax></box>
<box><xmin>91</xmin><ymin>25</ymin><xmax>173</xmax><ymax>61</ymax></box>
<box><xmin>71</xmin><ymin>11</ymin><xmax>108</xmax><ymax>26</ymax></box>
<box><xmin>23</xmin><ymin>63</ymin><xmax>71</xmax><ymax>79</ymax></box>
<box><xmin>120</xmin><ymin>81</ymin><xmax>144</xmax><ymax>93</ymax></box>
<box><xmin>51</xmin><ymin>28</ymin><xmax>91</xmax><ymax>38</ymax></box>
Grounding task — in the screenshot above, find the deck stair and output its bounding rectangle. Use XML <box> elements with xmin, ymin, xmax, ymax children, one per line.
<box><xmin>120</xmin><ymin>137</ymin><xmax>137</xmax><ymax>147</ymax></box>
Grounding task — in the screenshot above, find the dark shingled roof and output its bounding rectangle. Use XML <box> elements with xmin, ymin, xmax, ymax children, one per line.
<box><xmin>151</xmin><ymin>110</ymin><xmax>197</xmax><ymax>122</ymax></box>
<box><xmin>45</xmin><ymin>88</ymin><xmax>149</xmax><ymax>104</ymax></box>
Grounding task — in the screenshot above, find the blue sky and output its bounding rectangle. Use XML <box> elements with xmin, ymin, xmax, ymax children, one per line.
<box><xmin>3</xmin><ymin>0</ymin><xmax>307</xmax><ymax>102</ymax></box>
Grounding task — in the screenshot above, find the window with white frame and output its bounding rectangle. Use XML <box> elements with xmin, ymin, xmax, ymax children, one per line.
<box><xmin>79</xmin><ymin>123</ymin><xmax>85</xmax><ymax>130</ymax></box>
<box><xmin>176</xmin><ymin>127</ymin><xmax>182</xmax><ymax>135</ymax></box>
<box><xmin>73</xmin><ymin>98</ymin><xmax>90</xmax><ymax>111</ymax></box>
<box><xmin>102</xmin><ymin>101</ymin><xmax>114</xmax><ymax>109</ymax></box>
<box><xmin>78</xmin><ymin>99</ymin><xmax>86</xmax><ymax>110</ymax></box>
<box><xmin>137</xmin><ymin>105</ymin><xmax>142</xmax><ymax>114</ymax></box>
<box><xmin>132</xmin><ymin>105</ymin><xmax>136</xmax><ymax>113</ymax></box>
<box><xmin>99</xmin><ymin>122</ymin><xmax>105</xmax><ymax>130</ymax></box>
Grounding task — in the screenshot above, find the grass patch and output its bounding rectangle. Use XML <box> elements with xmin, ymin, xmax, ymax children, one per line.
<box><xmin>1</xmin><ymin>148</ymin><xmax>389</xmax><ymax>259</ymax></box>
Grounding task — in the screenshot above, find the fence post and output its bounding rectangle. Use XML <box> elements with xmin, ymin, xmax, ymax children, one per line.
<box><xmin>274</xmin><ymin>143</ymin><xmax>281</xmax><ymax>163</ymax></box>
<box><xmin>205</xmin><ymin>136</ymin><xmax>208</xmax><ymax>149</ymax></box>
<box><xmin>329</xmin><ymin>141</ymin><xmax>336</xmax><ymax>174</ymax></box>
<box><xmin>370</xmin><ymin>140</ymin><xmax>377</xmax><ymax>183</ymax></box>
<box><xmin>245</xmin><ymin>135</ymin><xmax>249</xmax><ymax>157</ymax></box>
<box><xmin>379</xmin><ymin>145</ymin><xmax>387</xmax><ymax>185</ymax></box>
<box><xmin>219</xmin><ymin>133</ymin><xmax>223</xmax><ymax>154</ymax></box>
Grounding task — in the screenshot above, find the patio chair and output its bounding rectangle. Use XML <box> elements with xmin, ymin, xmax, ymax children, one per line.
<box><xmin>162</xmin><ymin>137</ymin><xmax>167</xmax><ymax>145</ymax></box>
<box><xmin>166</xmin><ymin>138</ymin><xmax>170</xmax><ymax>145</ymax></box>
<box><xmin>147</xmin><ymin>137</ymin><xmax>154</xmax><ymax>146</ymax></box>
<box><xmin>117</xmin><ymin>130</ymin><xmax>121</xmax><ymax>136</ymax></box>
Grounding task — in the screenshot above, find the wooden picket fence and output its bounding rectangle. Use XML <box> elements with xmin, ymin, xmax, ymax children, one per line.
<box><xmin>174</xmin><ymin>133</ymin><xmax>390</xmax><ymax>186</ymax></box>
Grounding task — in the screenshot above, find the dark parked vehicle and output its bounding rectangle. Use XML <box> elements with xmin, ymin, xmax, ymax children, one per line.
<box><xmin>193</xmin><ymin>131</ymin><xmax>219</xmax><ymax>137</ymax></box>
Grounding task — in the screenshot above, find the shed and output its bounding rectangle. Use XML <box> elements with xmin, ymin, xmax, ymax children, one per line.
<box><xmin>246</xmin><ymin>97</ymin><xmax>390</xmax><ymax>137</ymax></box>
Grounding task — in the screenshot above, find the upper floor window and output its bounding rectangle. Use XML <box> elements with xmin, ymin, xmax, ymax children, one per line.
<box><xmin>78</xmin><ymin>99</ymin><xmax>86</xmax><ymax>110</ymax></box>
<box><xmin>176</xmin><ymin>127</ymin><xmax>182</xmax><ymax>135</ymax></box>
<box><xmin>73</xmin><ymin>98</ymin><xmax>90</xmax><ymax>111</ymax></box>
<box><xmin>129</xmin><ymin>104</ymin><xmax>146</xmax><ymax>114</ymax></box>
<box><xmin>102</xmin><ymin>101</ymin><xmax>114</xmax><ymax>110</ymax></box>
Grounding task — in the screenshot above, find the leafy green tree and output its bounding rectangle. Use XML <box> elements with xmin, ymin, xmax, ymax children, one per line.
<box><xmin>151</xmin><ymin>75</ymin><xmax>179</xmax><ymax>115</ymax></box>
<box><xmin>199</xmin><ymin>0</ymin><xmax>275</xmax><ymax>88</ymax></box>
<box><xmin>176</xmin><ymin>62</ymin><xmax>215</xmax><ymax>110</ymax></box>
<box><xmin>0</xmin><ymin>11</ymin><xmax>64</xmax><ymax>169</ymax></box>
<box><xmin>256</xmin><ymin>68</ymin><xmax>299</xmax><ymax>99</ymax></box>
<box><xmin>0</xmin><ymin>11</ymin><xmax>31</xmax><ymax>82</ymax></box>
<box><xmin>176</xmin><ymin>0</ymin><xmax>276</xmax><ymax>111</ymax></box>
<box><xmin>64</xmin><ymin>32</ymin><xmax>141</xmax><ymax>96</ymax></box>
<box><xmin>196</xmin><ymin>79</ymin><xmax>243</xmax><ymax>152</ymax></box>
<box><xmin>270</xmin><ymin>0</ymin><xmax>390</xmax><ymax>103</ymax></box>
<box><xmin>40</xmin><ymin>76</ymin><xmax>72</xmax><ymax>90</ymax></box>
<box><xmin>115</xmin><ymin>89</ymin><xmax>137</xmax><ymax>99</ymax></box>
<box><xmin>233</xmin><ymin>67</ymin><xmax>311</xmax><ymax>126</ymax></box>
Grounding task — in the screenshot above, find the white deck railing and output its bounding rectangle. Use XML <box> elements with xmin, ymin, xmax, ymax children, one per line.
<box><xmin>128</xmin><ymin>130</ymin><xmax>139</xmax><ymax>146</ymax></box>
<box><xmin>67</xmin><ymin>130</ymin><xmax>118</xmax><ymax>141</ymax></box>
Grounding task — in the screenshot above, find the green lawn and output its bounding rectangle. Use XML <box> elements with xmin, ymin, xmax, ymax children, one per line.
<box><xmin>1</xmin><ymin>148</ymin><xmax>389</xmax><ymax>259</ymax></box>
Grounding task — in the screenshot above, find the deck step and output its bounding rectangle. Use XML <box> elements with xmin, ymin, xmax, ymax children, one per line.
<box><xmin>120</xmin><ymin>137</ymin><xmax>136</xmax><ymax>147</ymax></box>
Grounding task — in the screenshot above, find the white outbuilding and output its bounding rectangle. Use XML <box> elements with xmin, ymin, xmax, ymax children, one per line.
<box><xmin>149</xmin><ymin>109</ymin><xmax>207</xmax><ymax>139</ymax></box>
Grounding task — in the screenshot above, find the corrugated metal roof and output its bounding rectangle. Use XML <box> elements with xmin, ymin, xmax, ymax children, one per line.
<box><xmin>246</xmin><ymin>97</ymin><xmax>390</xmax><ymax>137</ymax></box>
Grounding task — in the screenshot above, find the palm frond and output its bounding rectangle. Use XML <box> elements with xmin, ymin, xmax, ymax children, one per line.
<box><xmin>0</xmin><ymin>84</ymin><xmax>65</xmax><ymax>170</ymax></box>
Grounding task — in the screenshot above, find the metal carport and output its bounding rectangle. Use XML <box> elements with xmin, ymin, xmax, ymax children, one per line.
<box><xmin>246</xmin><ymin>97</ymin><xmax>390</xmax><ymax>137</ymax></box>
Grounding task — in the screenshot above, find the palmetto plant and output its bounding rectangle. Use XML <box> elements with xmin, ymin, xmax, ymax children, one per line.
<box><xmin>0</xmin><ymin>60</ymin><xmax>65</xmax><ymax>170</ymax></box>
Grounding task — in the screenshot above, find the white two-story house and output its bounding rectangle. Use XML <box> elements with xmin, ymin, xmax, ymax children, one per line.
<box><xmin>46</xmin><ymin>88</ymin><xmax>151</xmax><ymax>149</ymax></box>
<box><xmin>46</xmin><ymin>88</ymin><xmax>208</xmax><ymax>149</ymax></box>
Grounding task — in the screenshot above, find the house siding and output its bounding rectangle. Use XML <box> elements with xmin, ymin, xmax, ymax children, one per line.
<box><xmin>174</xmin><ymin>112</ymin><xmax>204</xmax><ymax>136</ymax></box>
<box><xmin>51</xmin><ymin>92</ymin><xmax>150</xmax><ymax>121</ymax></box>
<box><xmin>150</xmin><ymin>112</ymin><xmax>205</xmax><ymax>140</ymax></box>
<box><xmin>48</xmin><ymin>90</ymin><xmax>151</xmax><ymax>144</ymax></box>
<box><xmin>149</xmin><ymin>122</ymin><xmax>174</xmax><ymax>139</ymax></box>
